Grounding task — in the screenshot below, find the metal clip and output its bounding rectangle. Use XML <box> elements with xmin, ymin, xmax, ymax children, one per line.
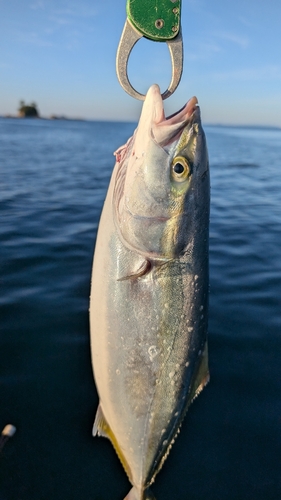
<box><xmin>116</xmin><ymin>19</ymin><xmax>183</xmax><ymax>101</ymax></box>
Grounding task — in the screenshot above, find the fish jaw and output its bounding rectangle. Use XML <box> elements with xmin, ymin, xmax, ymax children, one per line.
<box><xmin>114</xmin><ymin>85</ymin><xmax>209</xmax><ymax>260</ymax></box>
<box><xmin>132</xmin><ymin>84</ymin><xmax>198</xmax><ymax>151</ymax></box>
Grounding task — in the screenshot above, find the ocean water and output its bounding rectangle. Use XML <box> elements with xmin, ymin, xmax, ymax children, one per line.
<box><xmin>1</xmin><ymin>117</ymin><xmax>281</xmax><ymax>500</ymax></box>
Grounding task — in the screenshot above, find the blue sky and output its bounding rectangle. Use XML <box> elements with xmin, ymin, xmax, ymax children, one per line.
<box><xmin>1</xmin><ymin>0</ymin><xmax>281</xmax><ymax>125</ymax></box>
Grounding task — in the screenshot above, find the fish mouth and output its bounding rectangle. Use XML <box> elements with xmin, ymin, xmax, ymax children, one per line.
<box><xmin>150</xmin><ymin>84</ymin><xmax>198</xmax><ymax>124</ymax></box>
<box><xmin>146</xmin><ymin>84</ymin><xmax>199</xmax><ymax>147</ymax></box>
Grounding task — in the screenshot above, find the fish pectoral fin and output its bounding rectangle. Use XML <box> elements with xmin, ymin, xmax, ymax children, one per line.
<box><xmin>117</xmin><ymin>259</ymin><xmax>151</xmax><ymax>281</ymax></box>
<box><xmin>189</xmin><ymin>340</ymin><xmax>210</xmax><ymax>404</ymax></box>
<box><xmin>93</xmin><ymin>403</ymin><xmax>133</xmax><ymax>483</ymax></box>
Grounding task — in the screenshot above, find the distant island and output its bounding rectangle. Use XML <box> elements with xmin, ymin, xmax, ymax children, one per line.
<box><xmin>1</xmin><ymin>101</ymin><xmax>85</xmax><ymax>121</ymax></box>
<box><xmin>18</xmin><ymin>100</ymin><xmax>39</xmax><ymax>118</ymax></box>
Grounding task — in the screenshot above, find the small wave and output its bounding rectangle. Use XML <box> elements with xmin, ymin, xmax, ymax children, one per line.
<box><xmin>212</xmin><ymin>162</ymin><xmax>259</xmax><ymax>169</ymax></box>
<box><xmin>230</xmin><ymin>162</ymin><xmax>259</xmax><ymax>168</ymax></box>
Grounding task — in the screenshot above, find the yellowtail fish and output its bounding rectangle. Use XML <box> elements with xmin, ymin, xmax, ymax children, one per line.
<box><xmin>90</xmin><ymin>84</ymin><xmax>210</xmax><ymax>500</ymax></box>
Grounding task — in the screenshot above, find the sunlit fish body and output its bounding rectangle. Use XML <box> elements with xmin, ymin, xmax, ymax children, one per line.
<box><xmin>90</xmin><ymin>84</ymin><xmax>210</xmax><ymax>500</ymax></box>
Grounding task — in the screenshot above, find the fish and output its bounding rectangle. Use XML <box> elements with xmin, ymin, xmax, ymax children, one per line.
<box><xmin>89</xmin><ymin>84</ymin><xmax>210</xmax><ymax>500</ymax></box>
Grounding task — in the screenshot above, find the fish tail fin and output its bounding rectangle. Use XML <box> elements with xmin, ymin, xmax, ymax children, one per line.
<box><xmin>124</xmin><ymin>487</ymin><xmax>156</xmax><ymax>500</ymax></box>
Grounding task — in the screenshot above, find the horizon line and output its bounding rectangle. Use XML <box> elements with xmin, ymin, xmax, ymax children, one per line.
<box><xmin>1</xmin><ymin>114</ymin><xmax>280</xmax><ymax>130</ymax></box>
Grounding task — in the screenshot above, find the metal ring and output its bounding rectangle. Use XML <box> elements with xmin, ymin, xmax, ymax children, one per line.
<box><xmin>116</xmin><ymin>19</ymin><xmax>183</xmax><ymax>101</ymax></box>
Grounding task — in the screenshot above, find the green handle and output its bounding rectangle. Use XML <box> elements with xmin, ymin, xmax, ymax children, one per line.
<box><xmin>126</xmin><ymin>0</ymin><xmax>181</xmax><ymax>41</ymax></box>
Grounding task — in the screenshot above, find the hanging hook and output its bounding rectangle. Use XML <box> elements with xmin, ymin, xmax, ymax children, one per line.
<box><xmin>116</xmin><ymin>19</ymin><xmax>183</xmax><ymax>101</ymax></box>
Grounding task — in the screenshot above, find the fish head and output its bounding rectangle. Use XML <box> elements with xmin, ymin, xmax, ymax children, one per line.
<box><xmin>114</xmin><ymin>84</ymin><xmax>209</xmax><ymax>260</ymax></box>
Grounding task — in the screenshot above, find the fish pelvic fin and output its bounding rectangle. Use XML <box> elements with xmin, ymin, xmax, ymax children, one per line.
<box><xmin>189</xmin><ymin>340</ymin><xmax>210</xmax><ymax>404</ymax></box>
<box><xmin>93</xmin><ymin>404</ymin><xmax>133</xmax><ymax>482</ymax></box>
<box><xmin>124</xmin><ymin>487</ymin><xmax>156</xmax><ymax>500</ymax></box>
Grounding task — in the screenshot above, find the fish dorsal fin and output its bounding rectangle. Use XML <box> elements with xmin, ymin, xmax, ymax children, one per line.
<box><xmin>189</xmin><ymin>340</ymin><xmax>210</xmax><ymax>404</ymax></box>
<box><xmin>142</xmin><ymin>341</ymin><xmax>210</xmax><ymax>485</ymax></box>
<box><xmin>93</xmin><ymin>404</ymin><xmax>133</xmax><ymax>482</ymax></box>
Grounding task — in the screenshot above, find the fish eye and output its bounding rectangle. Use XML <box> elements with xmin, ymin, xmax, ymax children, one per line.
<box><xmin>171</xmin><ymin>156</ymin><xmax>190</xmax><ymax>182</ymax></box>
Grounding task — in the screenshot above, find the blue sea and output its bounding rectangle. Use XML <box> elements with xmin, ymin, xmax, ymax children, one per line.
<box><xmin>1</xmin><ymin>117</ymin><xmax>281</xmax><ymax>500</ymax></box>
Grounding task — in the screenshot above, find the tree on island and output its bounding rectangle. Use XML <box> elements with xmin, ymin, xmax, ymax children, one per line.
<box><xmin>18</xmin><ymin>100</ymin><xmax>39</xmax><ymax>118</ymax></box>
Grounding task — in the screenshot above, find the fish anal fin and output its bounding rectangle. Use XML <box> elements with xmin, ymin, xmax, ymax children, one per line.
<box><xmin>189</xmin><ymin>340</ymin><xmax>210</xmax><ymax>404</ymax></box>
<box><xmin>92</xmin><ymin>403</ymin><xmax>109</xmax><ymax>437</ymax></box>
<box><xmin>93</xmin><ymin>404</ymin><xmax>133</xmax><ymax>482</ymax></box>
